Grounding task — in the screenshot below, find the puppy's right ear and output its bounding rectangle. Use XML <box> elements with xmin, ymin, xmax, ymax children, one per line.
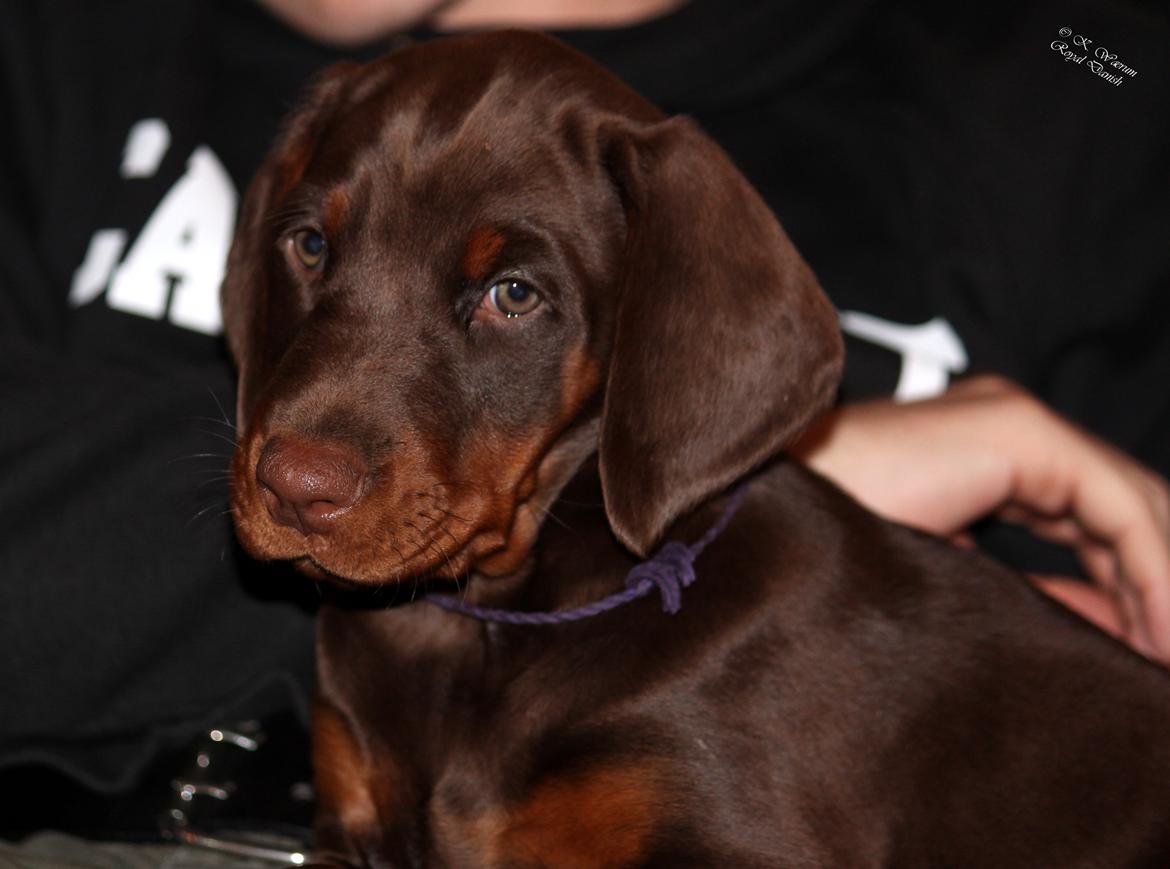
<box><xmin>220</xmin><ymin>61</ymin><xmax>360</xmax><ymax>423</ymax></box>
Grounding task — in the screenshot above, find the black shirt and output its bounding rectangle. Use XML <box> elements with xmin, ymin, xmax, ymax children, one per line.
<box><xmin>2</xmin><ymin>0</ymin><xmax>1167</xmax><ymax>788</ymax></box>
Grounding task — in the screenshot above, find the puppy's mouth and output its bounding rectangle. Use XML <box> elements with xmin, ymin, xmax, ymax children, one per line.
<box><xmin>290</xmin><ymin>555</ymin><xmax>399</xmax><ymax>589</ymax></box>
<box><xmin>232</xmin><ymin>481</ymin><xmax>545</xmax><ymax>588</ymax></box>
<box><xmin>233</xmin><ymin>498</ymin><xmax>497</xmax><ymax>587</ymax></box>
<box><xmin>290</xmin><ymin>529</ymin><xmax>485</xmax><ymax>586</ymax></box>
<box><xmin>291</xmin><ymin>556</ymin><xmax>353</xmax><ymax>585</ymax></box>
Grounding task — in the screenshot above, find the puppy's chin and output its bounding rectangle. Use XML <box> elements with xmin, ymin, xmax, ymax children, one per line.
<box><xmin>291</xmin><ymin>556</ymin><xmax>354</xmax><ymax>586</ymax></box>
<box><xmin>279</xmin><ymin>531</ymin><xmax>497</xmax><ymax>588</ymax></box>
<box><xmin>285</xmin><ymin>556</ymin><xmax>400</xmax><ymax>593</ymax></box>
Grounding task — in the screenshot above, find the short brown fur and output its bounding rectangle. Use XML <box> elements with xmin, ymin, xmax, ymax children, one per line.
<box><xmin>223</xmin><ymin>31</ymin><xmax>1170</xmax><ymax>869</ymax></box>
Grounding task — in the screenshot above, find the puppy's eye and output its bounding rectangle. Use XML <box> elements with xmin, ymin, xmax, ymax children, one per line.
<box><xmin>487</xmin><ymin>280</ymin><xmax>541</xmax><ymax>317</ymax></box>
<box><xmin>291</xmin><ymin>229</ymin><xmax>327</xmax><ymax>270</ymax></box>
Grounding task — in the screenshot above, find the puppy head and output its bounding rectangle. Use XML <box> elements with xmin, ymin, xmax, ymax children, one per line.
<box><xmin>222</xmin><ymin>31</ymin><xmax>841</xmax><ymax>586</ymax></box>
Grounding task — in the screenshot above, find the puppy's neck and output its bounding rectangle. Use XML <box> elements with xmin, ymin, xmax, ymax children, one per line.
<box><xmin>456</xmin><ymin>457</ymin><xmax>639</xmax><ymax>613</ymax></box>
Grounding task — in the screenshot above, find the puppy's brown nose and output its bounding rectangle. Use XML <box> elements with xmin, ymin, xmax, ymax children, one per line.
<box><xmin>255</xmin><ymin>436</ymin><xmax>367</xmax><ymax>536</ymax></box>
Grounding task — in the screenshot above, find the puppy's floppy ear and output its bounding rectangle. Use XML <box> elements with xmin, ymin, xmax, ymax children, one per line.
<box><xmin>598</xmin><ymin>116</ymin><xmax>843</xmax><ymax>556</ymax></box>
<box><xmin>220</xmin><ymin>61</ymin><xmax>361</xmax><ymax>421</ymax></box>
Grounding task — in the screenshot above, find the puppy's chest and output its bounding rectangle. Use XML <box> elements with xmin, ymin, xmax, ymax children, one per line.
<box><xmin>422</xmin><ymin>748</ymin><xmax>668</xmax><ymax>869</ymax></box>
<box><xmin>316</xmin><ymin>603</ymin><xmax>719</xmax><ymax>868</ymax></box>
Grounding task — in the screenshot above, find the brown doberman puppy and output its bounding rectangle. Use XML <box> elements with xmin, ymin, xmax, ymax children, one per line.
<box><xmin>223</xmin><ymin>30</ymin><xmax>1170</xmax><ymax>868</ymax></box>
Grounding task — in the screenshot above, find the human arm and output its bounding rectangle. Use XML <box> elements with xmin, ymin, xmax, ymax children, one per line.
<box><xmin>791</xmin><ymin>374</ymin><xmax>1170</xmax><ymax>663</ymax></box>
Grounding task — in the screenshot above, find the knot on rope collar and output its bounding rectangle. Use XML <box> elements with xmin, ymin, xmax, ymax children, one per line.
<box><xmin>623</xmin><ymin>540</ymin><xmax>697</xmax><ymax>615</ymax></box>
<box><xmin>424</xmin><ymin>483</ymin><xmax>748</xmax><ymax>624</ymax></box>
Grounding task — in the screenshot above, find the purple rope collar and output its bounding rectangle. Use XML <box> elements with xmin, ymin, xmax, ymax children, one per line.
<box><xmin>424</xmin><ymin>484</ymin><xmax>749</xmax><ymax>625</ymax></box>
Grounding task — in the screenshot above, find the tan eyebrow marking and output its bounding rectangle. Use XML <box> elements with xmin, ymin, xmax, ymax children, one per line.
<box><xmin>323</xmin><ymin>186</ymin><xmax>350</xmax><ymax>238</ymax></box>
<box><xmin>462</xmin><ymin>226</ymin><xmax>506</xmax><ymax>281</ymax></box>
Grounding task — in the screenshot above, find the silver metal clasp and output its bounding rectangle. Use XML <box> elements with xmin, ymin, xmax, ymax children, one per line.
<box><xmin>159</xmin><ymin>720</ymin><xmax>314</xmax><ymax>865</ymax></box>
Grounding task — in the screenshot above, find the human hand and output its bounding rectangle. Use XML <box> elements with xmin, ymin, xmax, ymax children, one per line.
<box><xmin>791</xmin><ymin>374</ymin><xmax>1170</xmax><ymax>663</ymax></box>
